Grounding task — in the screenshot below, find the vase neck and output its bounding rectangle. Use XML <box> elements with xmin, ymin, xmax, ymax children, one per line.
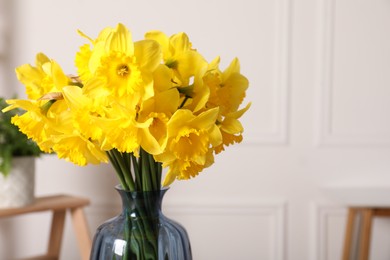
<box><xmin>115</xmin><ymin>186</ymin><xmax>168</xmax><ymax>217</ymax></box>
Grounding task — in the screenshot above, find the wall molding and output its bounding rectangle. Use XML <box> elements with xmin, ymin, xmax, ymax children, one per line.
<box><xmin>310</xmin><ymin>202</ymin><xmax>347</xmax><ymax>260</ymax></box>
<box><xmin>250</xmin><ymin>0</ymin><xmax>291</xmax><ymax>146</ymax></box>
<box><xmin>316</xmin><ymin>0</ymin><xmax>390</xmax><ymax>147</ymax></box>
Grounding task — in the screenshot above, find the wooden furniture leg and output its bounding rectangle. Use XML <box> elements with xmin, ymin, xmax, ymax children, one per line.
<box><xmin>71</xmin><ymin>207</ymin><xmax>92</xmax><ymax>260</ymax></box>
<box><xmin>342</xmin><ymin>207</ymin><xmax>390</xmax><ymax>260</ymax></box>
<box><xmin>0</xmin><ymin>195</ymin><xmax>91</xmax><ymax>260</ymax></box>
<box><xmin>342</xmin><ymin>208</ymin><xmax>357</xmax><ymax>260</ymax></box>
<box><xmin>359</xmin><ymin>209</ymin><xmax>373</xmax><ymax>260</ymax></box>
<box><xmin>47</xmin><ymin>210</ymin><xmax>67</xmax><ymax>259</ymax></box>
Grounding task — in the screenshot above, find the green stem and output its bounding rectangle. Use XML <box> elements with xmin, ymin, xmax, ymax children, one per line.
<box><xmin>108</xmin><ymin>148</ymin><xmax>163</xmax><ymax>192</ymax></box>
<box><xmin>112</xmin><ymin>150</ymin><xmax>135</xmax><ymax>191</ymax></box>
<box><xmin>137</xmin><ymin>197</ymin><xmax>159</xmax><ymax>257</ymax></box>
<box><xmin>141</xmin><ymin>148</ymin><xmax>152</xmax><ymax>191</ymax></box>
<box><xmin>122</xmin><ymin>152</ymin><xmax>131</xmax><ymax>172</ymax></box>
<box><xmin>106</xmin><ymin>151</ymin><xmax>129</xmax><ymax>190</ymax></box>
<box><xmin>148</xmin><ymin>154</ymin><xmax>157</xmax><ymax>190</ymax></box>
<box><xmin>131</xmin><ymin>153</ymin><xmax>142</xmax><ymax>190</ymax></box>
<box><xmin>179</xmin><ymin>96</ymin><xmax>190</xmax><ymax>108</ymax></box>
<box><xmin>156</xmin><ymin>162</ymin><xmax>162</xmax><ymax>189</ymax></box>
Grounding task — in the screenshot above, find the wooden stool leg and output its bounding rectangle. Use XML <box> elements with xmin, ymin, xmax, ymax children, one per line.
<box><xmin>343</xmin><ymin>208</ymin><xmax>357</xmax><ymax>260</ymax></box>
<box><xmin>359</xmin><ymin>209</ymin><xmax>373</xmax><ymax>260</ymax></box>
<box><xmin>71</xmin><ymin>207</ymin><xmax>92</xmax><ymax>260</ymax></box>
<box><xmin>47</xmin><ymin>210</ymin><xmax>66</xmax><ymax>259</ymax></box>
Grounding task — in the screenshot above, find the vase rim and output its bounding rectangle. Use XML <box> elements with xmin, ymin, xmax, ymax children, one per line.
<box><xmin>115</xmin><ymin>184</ymin><xmax>169</xmax><ymax>193</ymax></box>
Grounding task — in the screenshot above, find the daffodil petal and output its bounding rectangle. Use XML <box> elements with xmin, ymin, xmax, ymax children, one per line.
<box><xmin>209</xmin><ymin>124</ymin><xmax>223</xmax><ymax>147</ymax></box>
<box><xmin>169</xmin><ymin>32</ymin><xmax>191</xmax><ymax>55</ymax></box>
<box><xmin>139</xmin><ymin>128</ymin><xmax>163</xmax><ymax>155</ymax></box>
<box><xmin>162</xmin><ymin>170</ymin><xmax>177</xmax><ymax>187</ymax></box>
<box><xmin>228</xmin><ymin>102</ymin><xmax>252</xmax><ymax>119</ymax></box>
<box><xmin>145</xmin><ymin>31</ymin><xmax>170</xmax><ymax>59</ymax></box>
<box><xmin>190</xmin><ymin>107</ymin><xmax>219</xmax><ymax>130</ymax></box>
<box><xmin>105</xmin><ymin>23</ymin><xmax>134</xmax><ymax>55</ymax></box>
<box><xmin>222</xmin><ymin>57</ymin><xmax>240</xmax><ymax>82</ymax></box>
<box><xmin>220</xmin><ymin>118</ymin><xmax>243</xmax><ymax>134</ymax></box>
<box><xmin>134</xmin><ymin>39</ymin><xmax>162</xmax><ymax>72</ymax></box>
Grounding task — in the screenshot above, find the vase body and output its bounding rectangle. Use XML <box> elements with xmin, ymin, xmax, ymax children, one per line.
<box><xmin>90</xmin><ymin>186</ymin><xmax>192</xmax><ymax>260</ymax></box>
<box><xmin>0</xmin><ymin>156</ymin><xmax>35</xmax><ymax>208</ymax></box>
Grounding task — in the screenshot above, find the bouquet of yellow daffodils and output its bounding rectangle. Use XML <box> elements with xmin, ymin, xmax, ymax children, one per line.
<box><xmin>3</xmin><ymin>23</ymin><xmax>250</xmax><ymax>191</ymax></box>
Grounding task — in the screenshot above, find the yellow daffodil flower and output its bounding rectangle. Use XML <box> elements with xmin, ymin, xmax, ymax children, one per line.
<box><xmin>137</xmin><ymin>88</ymin><xmax>180</xmax><ymax>155</ymax></box>
<box><xmin>155</xmin><ymin>108</ymin><xmax>222</xmax><ymax>186</ymax></box>
<box><xmin>179</xmin><ymin>65</ymin><xmax>210</xmax><ymax>113</ymax></box>
<box><xmin>202</xmin><ymin>57</ymin><xmax>251</xmax><ymax>152</ymax></box>
<box><xmin>61</xmin><ymin>85</ymin><xmax>104</xmax><ymax>142</ymax></box>
<box><xmin>204</xmin><ymin>57</ymin><xmax>249</xmax><ymax>115</ymax></box>
<box><xmin>145</xmin><ymin>31</ymin><xmax>206</xmax><ymax>86</ymax></box>
<box><xmin>214</xmin><ymin>102</ymin><xmax>251</xmax><ymax>153</ymax></box>
<box><xmin>76</xmin><ymin>23</ymin><xmax>161</xmax><ymax>102</ymax></box>
<box><xmin>15</xmin><ymin>53</ymin><xmax>69</xmax><ymax>100</ymax></box>
<box><xmin>46</xmin><ymin>132</ymin><xmax>107</xmax><ymax>166</ymax></box>
<box><xmin>2</xmin><ymin>99</ymin><xmax>53</xmax><ymax>152</ymax></box>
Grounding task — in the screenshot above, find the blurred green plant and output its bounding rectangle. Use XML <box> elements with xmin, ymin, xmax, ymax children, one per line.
<box><xmin>0</xmin><ymin>97</ymin><xmax>42</xmax><ymax>176</ymax></box>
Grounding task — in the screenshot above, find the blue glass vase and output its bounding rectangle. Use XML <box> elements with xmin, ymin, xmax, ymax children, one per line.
<box><xmin>90</xmin><ymin>186</ymin><xmax>192</xmax><ymax>260</ymax></box>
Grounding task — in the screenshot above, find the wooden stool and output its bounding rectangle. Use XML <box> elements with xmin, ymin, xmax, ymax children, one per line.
<box><xmin>0</xmin><ymin>195</ymin><xmax>92</xmax><ymax>260</ymax></box>
<box><xmin>342</xmin><ymin>207</ymin><xmax>390</xmax><ymax>260</ymax></box>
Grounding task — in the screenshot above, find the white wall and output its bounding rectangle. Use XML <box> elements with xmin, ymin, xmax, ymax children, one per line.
<box><xmin>1</xmin><ymin>0</ymin><xmax>390</xmax><ymax>259</ymax></box>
